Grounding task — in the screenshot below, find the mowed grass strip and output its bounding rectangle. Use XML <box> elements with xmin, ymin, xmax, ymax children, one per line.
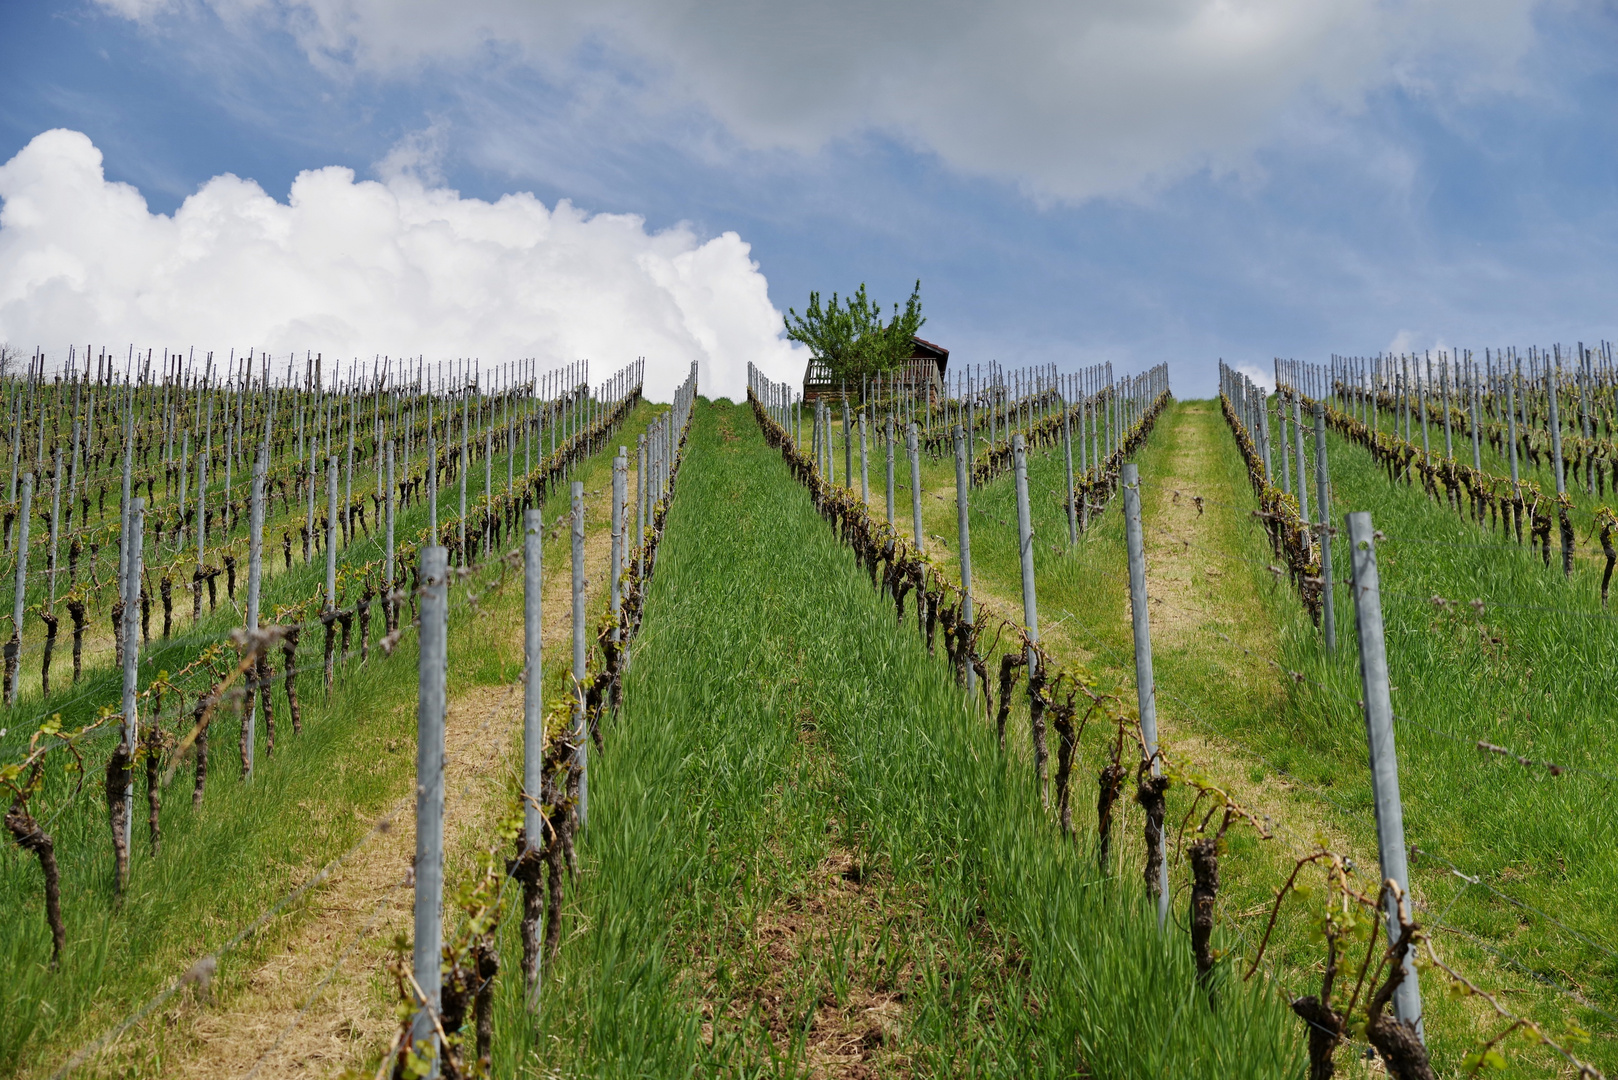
<box><xmin>492</xmin><ymin>398</ymin><xmax>1300</xmax><ymax>1079</ymax></box>
<box><xmin>1064</xmin><ymin>400</ymin><xmax>1618</xmax><ymax>1073</ymax></box>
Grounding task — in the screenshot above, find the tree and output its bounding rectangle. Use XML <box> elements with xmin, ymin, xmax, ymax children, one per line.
<box><xmin>784</xmin><ymin>281</ymin><xmax>924</xmax><ymax>382</ymax></box>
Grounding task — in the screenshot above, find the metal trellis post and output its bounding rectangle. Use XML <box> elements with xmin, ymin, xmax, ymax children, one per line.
<box><xmin>954</xmin><ymin>425</ymin><xmax>974</xmax><ymax>696</ymax></box>
<box><xmin>571</xmin><ymin>481</ymin><xmax>588</xmax><ymax>830</ymax></box>
<box><xmin>1122</xmin><ymin>463</ymin><xmax>1168</xmax><ymax>928</ymax></box>
<box><xmin>907</xmin><ymin>423</ymin><xmax>924</xmax><ymax>550</ymax></box>
<box><xmin>413</xmin><ymin>544</ymin><xmax>448</xmax><ymax>1071</ymax></box>
<box><xmin>1312</xmin><ymin>403</ymin><xmax>1335</xmax><ymax>653</ymax></box>
<box><xmin>1346</xmin><ymin>511</ymin><xmax>1424</xmax><ymax>1041</ymax></box>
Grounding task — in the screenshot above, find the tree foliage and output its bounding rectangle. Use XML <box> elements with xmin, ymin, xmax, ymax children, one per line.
<box><xmin>784</xmin><ymin>281</ymin><xmax>924</xmax><ymax>381</ymax></box>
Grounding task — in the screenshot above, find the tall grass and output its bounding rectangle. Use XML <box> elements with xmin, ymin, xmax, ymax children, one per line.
<box><xmin>489</xmin><ymin>399</ymin><xmax>1301</xmax><ymax>1078</ymax></box>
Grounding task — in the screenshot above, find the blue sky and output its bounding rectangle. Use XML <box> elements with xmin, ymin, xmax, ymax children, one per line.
<box><xmin>2</xmin><ymin>0</ymin><xmax>1617</xmax><ymax>398</ymax></box>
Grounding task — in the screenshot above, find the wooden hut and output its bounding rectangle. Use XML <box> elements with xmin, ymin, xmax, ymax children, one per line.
<box><xmin>802</xmin><ymin>336</ymin><xmax>950</xmax><ymax>403</ymax></box>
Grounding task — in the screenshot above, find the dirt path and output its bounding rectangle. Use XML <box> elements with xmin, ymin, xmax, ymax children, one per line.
<box><xmin>165</xmin><ymin>683</ymin><xmax>522</xmax><ymax>1079</ymax></box>
<box><xmin>1138</xmin><ymin>402</ymin><xmax>1242</xmax><ymax>650</ymax></box>
<box><xmin>922</xmin><ymin>404</ymin><xmax>1368</xmax><ymax>867</ymax></box>
<box><xmin>907</xmin><ymin>480</ymin><xmax>1102</xmax><ymax>672</ymax></box>
<box><xmin>151</xmin><ymin>474</ymin><xmax>630</xmax><ymax>1079</ymax></box>
<box><xmin>1128</xmin><ymin>403</ymin><xmax>1366</xmax><ymax>862</ymax></box>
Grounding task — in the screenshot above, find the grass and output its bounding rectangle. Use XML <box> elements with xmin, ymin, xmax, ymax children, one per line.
<box><xmin>485</xmin><ymin>398</ymin><xmax>1302</xmax><ymax>1078</ymax></box>
<box><xmin>1355</xmin><ymin>385</ymin><xmax>1618</xmax><ymax>540</ymax></box>
<box><xmin>0</xmin><ymin>399</ymin><xmax>666</xmax><ymax>1077</ymax></box>
<box><xmin>0</xmin><ymin>390</ymin><xmax>636</xmax><ymax>719</ymax></box>
<box><xmin>855</xmin><ymin>395</ymin><xmax>1617</xmax><ymax>1075</ymax></box>
<box><xmin>1253</xmin><ymin>400</ymin><xmax>1618</xmax><ymax>1069</ymax></box>
<box><xmin>22</xmin><ymin>384</ymin><xmax>1608</xmax><ymax>1077</ymax></box>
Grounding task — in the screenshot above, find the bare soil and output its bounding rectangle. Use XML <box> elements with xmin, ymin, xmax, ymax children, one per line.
<box><xmin>691</xmin><ymin>842</ymin><xmax>921</xmax><ymax>1080</ymax></box>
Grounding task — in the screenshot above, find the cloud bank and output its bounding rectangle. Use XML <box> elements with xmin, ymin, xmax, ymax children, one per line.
<box><xmin>97</xmin><ymin>0</ymin><xmax>1542</xmax><ymax>201</ymax></box>
<box><xmin>0</xmin><ymin>129</ymin><xmax>806</xmax><ymax>401</ymax></box>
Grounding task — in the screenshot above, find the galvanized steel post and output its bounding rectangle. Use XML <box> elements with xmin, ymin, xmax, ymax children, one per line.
<box><xmin>1292</xmin><ymin>394</ymin><xmax>1309</xmax><ymax>522</ymax></box>
<box><xmin>325</xmin><ymin>456</ymin><xmax>339</xmax><ymax>610</ymax></box>
<box><xmin>1312</xmin><ymin>403</ymin><xmax>1335</xmax><ymax>654</ymax></box>
<box><xmin>1259</xmin><ymin>392</ymin><xmax>1273</xmax><ymax>481</ymax></box>
<box><xmin>1469</xmin><ymin>363</ymin><xmax>1483</xmax><ymax>473</ymax></box>
<box><xmin>121</xmin><ymin>391</ymin><xmax>135</xmax><ymax>579</ymax></box>
<box><xmin>412</xmin><ymin>544</ymin><xmax>448</xmax><ymax>1069</ymax></box>
<box><xmin>611</xmin><ymin>451</ymin><xmax>625</xmax><ymax>640</ymax></box>
<box><xmin>244</xmin><ymin>450</ymin><xmax>265</xmax><ymax>777</ymax></box>
<box><xmin>385</xmin><ymin>441</ymin><xmax>396</xmax><ymax>629</ymax></box>
<box><xmin>198</xmin><ymin>396</ymin><xmax>212</xmax><ymax>569</ymax></box>
<box><xmin>458</xmin><ymin>402</ymin><xmax>469</xmax><ymax>565</ymax></box>
<box><xmin>522</xmin><ymin>508</ymin><xmax>544</xmax><ymax>861</ymax></box>
<box><xmin>48</xmin><ymin>448</ymin><xmax>61</xmax><ymax>604</ymax></box>
<box><xmin>1012</xmin><ymin>434</ymin><xmax>1039</xmax><ymax>645</ymax></box>
<box><xmin>1440</xmin><ymin>360</ymin><xmax>1454</xmax><ymax>460</ymax></box>
<box><xmin>953</xmin><ymin>425</ymin><xmax>974</xmax><ymax>696</ymax></box>
<box><xmin>1121</xmin><ymin>464</ymin><xmax>1168</xmax><ymax>928</ymax></box>
<box><xmin>120</xmin><ymin>498</ymin><xmax>144</xmax><ymax>853</ymax></box>
<box><xmin>1505</xmin><ymin>364</ymin><xmax>1521</xmax><ymax>496</ymax></box>
<box><xmin>859</xmin><ymin>411</ymin><xmax>869</xmax><ymax>504</ymax></box>
<box><xmin>637</xmin><ymin>434</ymin><xmax>648</xmax><ymax>579</ymax></box>
<box><xmin>426</xmin><ymin>433</ymin><xmax>441</xmax><ymax>544</ymax></box>
<box><xmin>876</xmin><ymin>415</ymin><xmax>891</xmax><ymax>523</ymax></box>
<box><xmin>571</xmin><ymin>481</ymin><xmax>588</xmax><ymax>830</ymax></box>
<box><xmin>907</xmin><ymin>423</ymin><xmax>924</xmax><ymax>550</ymax></box>
<box><xmin>1548</xmin><ymin>363</ymin><xmax>1566</xmax><ymax>497</ymax></box>
<box><xmin>9</xmin><ymin>473</ymin><xmax>30</xmax><ymax>707</ymax></box>
<box><xmin>1346</xmin><ymin>512</ymin><xmax>1424</xmax><ymax>1040</ymax></box>
<box><xmin>842</xmin><ymin>398</ymin><xmax>853</xmax><ymax>485</ymax></box>
<box><xmin>1060</xmin><ymin>391</ymin><xmax>1077</xmax><ymax>546</ymax></box>
<box><xmin>1277</xmin><ymin>390</ymin><xmax>1291</xmax><ymax>494</ymax></box>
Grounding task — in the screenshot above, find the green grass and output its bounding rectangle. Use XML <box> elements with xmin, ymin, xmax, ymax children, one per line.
<box><xmin>485</xmin><ymin>398</ymin><xmax>1302</xmax><ymax>1078</ymax></box>
<box><xmin>1251</xmin><ymin>401</ymin><xmax>1618</xmax><ymax>1069</ymax></box>
<box><xmin>906</xmin><ymin>405</ymin><xmax>1370</xmax><ymax>1037</ymax></box>
<box><xmin>0</xmin><ymin>399</ymin><xmax>666</xmax><ymax>1077</ymax></box>
<box><xmin>1354</xmin><ymin>387</ymin><xmax>1618</xmax><ymax>535</ymax></box>
<box><xmin>880</xmin><ymin>396</ymin><xmax>1617</xmax><ymax>1075</ymax></box>
<box><xmin>26</xmin><ymin>383</ymin><xmax>1607</xmax><ymax>1077</ymax></box>
<box><xmin>0</xmin><ymin>391</ymin><xmax>640</xmax><ymax>717</ymax></box>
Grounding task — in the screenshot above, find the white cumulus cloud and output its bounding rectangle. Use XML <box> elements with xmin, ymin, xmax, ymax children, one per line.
<box><xmin>0</xmin><ymin>129</ymin><xmax>806</xmax><ymax>401</ymax></box>
<box><xmin>1235</xmin><ymin>363</ymin><xmax>1274</xmax><ymax>394</ymax></box>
